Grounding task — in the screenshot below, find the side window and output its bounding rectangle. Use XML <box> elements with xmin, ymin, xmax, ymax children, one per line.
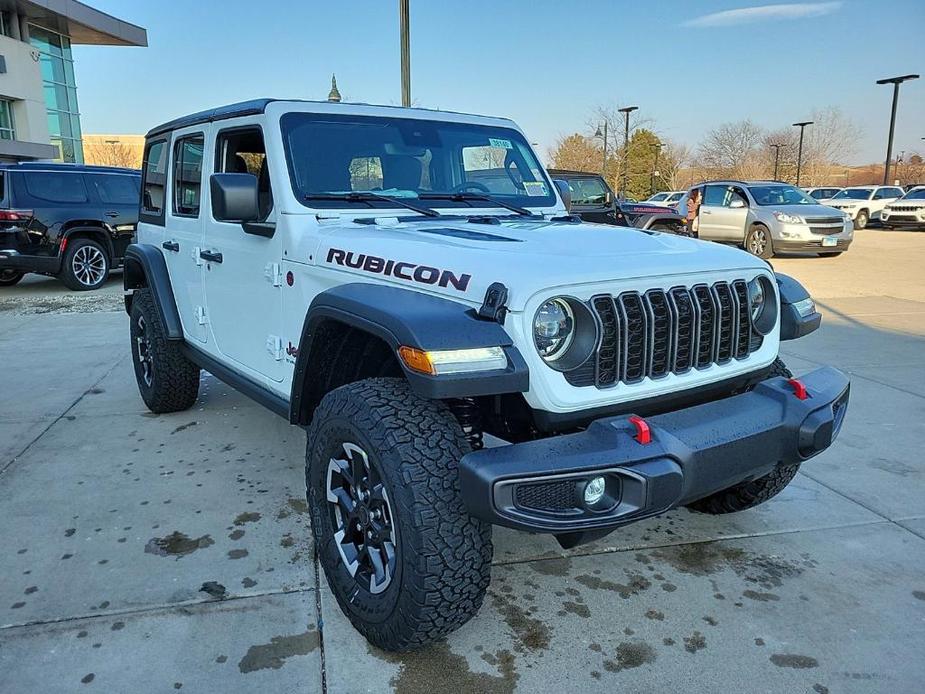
<box><xmin>141</xmin><ymin>139</ymin><xmax>168</xmax><ymax>223</ymax></box>
<box><xmin>703</xmin><ymin>185</ymin><xmax>728</xmax><ymax>206</ymax></box>
<box><xmin>24</xmin><ymin>172</ymin><xmax>88</xmax><ymax>203</ymax></box>
<box><xmin>87</xmin><ymin>174</ymin><xmax>139</xmax><ymax>205</ymax></box>
<box><xmin>873</xmin><ymin>189</ymin><xmax>885</xmax><ymax>200</ymax></box>
<box><xmin>567</xmin><ymin>178</ymin><xmax>607</xmax><ymax>205</ymax></box>
<box><xmin>173</xmin><ymin>135</ymin><xmax>204</xmax><ymax>217</ymax></box>
<box><xmin>215</xmin><ymin>127</ymin><xmax>272</xmax><ymax>220</ymax></box>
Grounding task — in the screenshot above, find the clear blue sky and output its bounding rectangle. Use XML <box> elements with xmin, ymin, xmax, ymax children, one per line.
<box><xmin>77</xmin><ymin>0</ymin><xmax>924</xmax><ymax>164</ymax></box>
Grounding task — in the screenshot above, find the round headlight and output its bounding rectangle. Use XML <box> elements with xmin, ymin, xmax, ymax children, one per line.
<box><xmin>747</xmin><ymin>277</ymin><xmax>765</xmax><ymax>322</ymax></box>
<box><xmin>534</xmin><ymin>298</ymin><xmax>574</xmax><ymax>360</ymax></box>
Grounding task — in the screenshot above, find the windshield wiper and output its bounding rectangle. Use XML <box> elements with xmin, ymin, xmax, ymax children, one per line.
<box><xmin>419</xmin><ymin>192</ymin><xmax>534</xmax><ymax>217</ymax></box>
<box><xmin>304</xmin><ymin>192</ymin><xmax>440</xmax><ymax>218</ymax></box>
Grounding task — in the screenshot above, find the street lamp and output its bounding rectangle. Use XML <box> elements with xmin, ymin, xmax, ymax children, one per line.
<box><xmin>792</xmin><ymin>121</ymin><xmax>813</xmax><ymax>186</ymax></box>
<box><xmin>650</xmin><ymin>142</ymin><xmax>662</xmax><ymax>196</ymax></box>
<box><xmin>769</xmin><ymin>143</ymin><xmax>787</xmax><ymax>181</ymax></box>
<box><xmin>399</xmin><ymin>0</ymin><xmax>411</xmax><ymax>107</ymax></box>
<box><xmin>593</xmin><ymin>122</ymin><xmax>608</xmax><ymax>176</ymax></box>
<box><xmin>876</xmin><ymin>74</ymin><xmax>919</xmax><ymax>185</ymax></box>
<box><xmin>618</xmin><ymin>105</ymin><xmax>638</xmax><ymax>198</ymax></box>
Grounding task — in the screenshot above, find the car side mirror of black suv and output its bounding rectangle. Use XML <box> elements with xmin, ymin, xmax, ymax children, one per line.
<box><xmin>211</xmin><ymin>173</ymin><xmax>259</xmax><ymax>223</ymax></box>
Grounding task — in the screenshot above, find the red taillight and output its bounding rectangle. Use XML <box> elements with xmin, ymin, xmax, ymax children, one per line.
<box><xmin>787</xmin><ymin>378</ymin><xmax>809</xmax><ymax>400</ymax></box>
<box><xmin>0</xmin><ymin>209</ymin><xmax>33</xmax><ymax>222</ymax></box>
<box><xmin>628</xmin><ymin>415</ymin><xmax>652</xmax><ymax>445</ymax></box>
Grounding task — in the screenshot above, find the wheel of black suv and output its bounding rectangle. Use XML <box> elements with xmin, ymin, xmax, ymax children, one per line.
<box><xmin>745</xmin><ymin>224</ymin><xmax>774</xmax><ymax>259</ymax></box>
<box><xmin>60</xmin><ymin>238</ymin><xmax>109</xmax><ymax>291</ymax></box>
<box><xmin>687</xmin><ymin>358</ymin><xmax>800</xmax><ymax>514</ymax></box>
<box><xmin>0</xmin><ymin>269</ymin><xmax>24</xmax><ymax>286</ymax></box>
<box><xmin>306</xmin><ymin>378</ymin><xmax>493</xmax><ymax>651</ymax></box>
<box><xmin>129</xmin><ymin>289</ymin><xmax>200</xmax><ymax>413</ymax></box>
<box><xmin>854</xmin><ymin>210</ymin><xmax>869</xmax><ymax>230</ymax></box>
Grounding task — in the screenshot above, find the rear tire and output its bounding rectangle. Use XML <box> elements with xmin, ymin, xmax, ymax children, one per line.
<box><xmin>745</xmin><ymin>224</ymin><xmax>774</xmax><ymax>259</ymax></box>
<box><xmin>854</xmin><ymin>210</ymin><xmax>869</xmax><ymax>230</ymax></box>
<box><xmin>306</xmin><ymin>378</ymin><xmax>492</xmax><ymax>651</ymax></box>
<box><xmin>687</xmin><ymin>358</ymin><xmax>800</xmax><ymax>514</ymax></box>
<box><xmin>129</xmin><ymin>289</ymin><xmax>200</xmax><ymax>413</ymax></box>
<box><xmin>60</xmin><ymin>238</ymin><xmax>109</xmax><ymax>291</ymax></box>
<box><xmin>0</xmin><ymin>270</ymin><xmax>24</xmax><ymax>286</ymax></box>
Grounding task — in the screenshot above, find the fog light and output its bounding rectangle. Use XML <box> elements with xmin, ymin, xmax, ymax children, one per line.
<box><xmin>583</xmin><ymin>476</ymin><xmax>606</xmax><ymax>506</ymax></box>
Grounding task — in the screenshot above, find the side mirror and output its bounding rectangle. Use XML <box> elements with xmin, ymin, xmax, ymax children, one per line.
<box><xmin>604</xmin><ymin>190</ymin><xmax>613</xmax><ymax>205</ymax></box>
<box><xmin>210</xmin><ymin>173</ymin><xmax>259</xmax><ymax>223</ymax></box>
<box><xmin>729</xmin><ymin>198</ymin><xmax>746</xmax><ymax>209</ymax></box>
<box><xmin>553</xmin><ymin>179</ymin><xmax>571</xmax><ymax>212</ymax></box>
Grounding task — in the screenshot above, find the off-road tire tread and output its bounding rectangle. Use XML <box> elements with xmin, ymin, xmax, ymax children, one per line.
<box><xmin>60</xmin><ymin>238</ymin><xmax>109</xmax><ymax>291</ymax></box>
<box><xmin>130</xmin><ymin>289</ymin><xmax>200</xmax><ymax>413</ymax></box>
<box><xmin>688</xmin><ymin>358</ymin><xmax>800</xmax><ymax>514</ymax></box>
<box><xmin>306</xmin><ymin>378</ymin><xmax>492</xmax><ymax>651</ymax></box>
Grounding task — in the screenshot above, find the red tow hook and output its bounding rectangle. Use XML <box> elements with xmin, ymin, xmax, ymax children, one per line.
<box><xmin>628</xmin><ymin>415</ymin><xmax>652</xmax><ymax>445</ymax></box>
<box><xmin>787</xmin><ymin>378</ymin><xmax>810</xmax><ymax>400</ymax></box>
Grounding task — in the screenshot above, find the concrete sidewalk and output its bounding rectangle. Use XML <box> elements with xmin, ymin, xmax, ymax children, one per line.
<box><xmin>1</xmin><ymin>232</ymin><xmax>924</xmax><ymax>693</ymax></box>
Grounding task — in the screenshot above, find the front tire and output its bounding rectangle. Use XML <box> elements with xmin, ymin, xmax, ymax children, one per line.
<box><xmin>129</xmin><ymin>289</ymin><xmax>200</xmax><ymax>413</ymax></box>
<box><xmin>306</xmin><ymin>378</ymin><xmax>492</xmax><ymax>651</ymax></box>
<box><xmin>687</xmin><ymin>358</ymin><xmax>800</xmax><ymax>514</ymax></box>
<box><xmin>854</xmin><ymin>210</ymin><xmax>869</xmax><ymax>230</ymax></box>
<box><xmin>0</xmin><ymin>270</ymin><xmax>24</xmax><ymax>286</ymax></box>
<box><xmin>745</xmin><ymin>224</ymin><xmax>774</xmax><ymax>259</ymax></box>
<box><xmin>60</xmin><ymin>238</ymin><xmax>109</xmax><ymax>291</ymax></box>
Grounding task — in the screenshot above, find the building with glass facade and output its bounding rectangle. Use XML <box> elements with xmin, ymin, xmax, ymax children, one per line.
<box><xmin>0</xmin><ymin>1</ymin><xmax>145</xmax><ymax>163</ymax></box>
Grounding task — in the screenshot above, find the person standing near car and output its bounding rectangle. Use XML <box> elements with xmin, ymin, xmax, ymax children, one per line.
<box><xmin>685</xmin><ymin>187</ymin><xmax>702</xmax><ymax>237</ymax></box>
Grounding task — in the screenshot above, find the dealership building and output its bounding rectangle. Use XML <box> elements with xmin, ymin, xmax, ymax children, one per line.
<box><xmin>0</xmin><ymin>0</ymin><xmax>145</xmax><ymax>163</ymax></box>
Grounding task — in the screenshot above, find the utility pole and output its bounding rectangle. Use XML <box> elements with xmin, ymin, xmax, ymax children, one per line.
<box><xmin>876</xmin><ymin>74</ymin><xmax>918</xmax><ymax>184</ymax></box>
<box><xmin>792</xmin><ymin>121</ymin><xmax>813</xmax><ymax>187</ymax></box>
<box><xmin>618</xmin><ymin>106</ymin><xmax>638</xmax><ymax>198</ymax></box>
<box><xmin>769</xmin><ymin>143</ymin><xmax>786</xmax><ymax>181</ymax></box>
<box><xmin>399</xmin><ymin>0</ymin><xmax>411</xmax><ymax>107</ymax></box>
<box><xmin>650</xmin><ymin>142</ymin><xmax>662</xmax><ymax>196</ymax></box>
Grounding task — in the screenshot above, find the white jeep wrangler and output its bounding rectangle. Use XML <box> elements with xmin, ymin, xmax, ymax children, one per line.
<box><xmin>124</xmin><ymin>99</ymin><xmax>850</xmax><ymax>651</ymax></box>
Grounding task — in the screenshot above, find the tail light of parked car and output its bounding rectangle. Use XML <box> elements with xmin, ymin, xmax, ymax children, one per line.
<box><xmin>0</xmin><ymin>209</ymin><xmax>34</xmax><ymax>224</ymax></box>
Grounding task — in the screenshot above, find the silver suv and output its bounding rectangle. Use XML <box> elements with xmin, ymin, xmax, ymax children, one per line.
<box><xmin>678</xmin><ymin>180</ymin><xmax>854</xmax><ymax>258</ymax></box>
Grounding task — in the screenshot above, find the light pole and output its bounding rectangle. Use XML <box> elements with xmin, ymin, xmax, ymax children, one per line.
<box><xmin>650</xmin><ymin>142</ymin><xmax>662</xmax><ymax>196</ymax></box>
<box><xmin>877</xmin><ymin>74</ymin><xmax>918</xmax><ymax>185</ymax></box>
<box><xmin>769</xmin><ymin>143</ymin><xmax>786</xmax><ymax>181</ymax></box>
<box><xmin>593</xmin><ymin>122</ymin><xmax>608</xmax><ymax>176</ymax></box>
<box><xmin>399</xmin><ymin>0</ymin><xmax>411</xmax><ymax>107</ymax></box>
<box><xmin>792</xmin><ymin>121</ymin><xmax>813</xmax><ymax>186</ymax></box>
<box><xmin>618</xmin><ymin>105</ymin><xmax>638</xmax><ymax>198</ymax></box>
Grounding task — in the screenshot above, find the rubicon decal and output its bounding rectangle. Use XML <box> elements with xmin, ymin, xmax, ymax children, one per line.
<box><xmin>326</xmin><ymin>248</ymin><xmax>472</xmax><ymax>292</ymax></box>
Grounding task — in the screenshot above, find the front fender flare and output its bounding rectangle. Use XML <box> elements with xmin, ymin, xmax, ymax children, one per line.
<box><xmin>289</xmin><ymin>283</ymin><xmax>529</xmax><ymax>423</ymax></box>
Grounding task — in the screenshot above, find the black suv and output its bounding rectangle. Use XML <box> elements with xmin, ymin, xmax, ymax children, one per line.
<box><xmin>0</xmin><ymin>163</ymin><xmax>140</xmax><ymax>290</ymax></box>
<box><xmin>548</xmin><ymin>169</ymin><xmax>685</xmax><ymax>232</ymax></box>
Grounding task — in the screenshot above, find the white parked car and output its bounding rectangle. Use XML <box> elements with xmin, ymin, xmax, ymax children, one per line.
<box><xmin>644</xmin><ymin>190</ymin><xmax>685</xmax><ymax>207</ymax></box>
<box><xmin>803</xmin><ymin>187</ymin><xmax>843</xmax><ymax>203</ymax></box>
<box><xmin>826</xmin><ymin>185</ymin><xmax>904</xmax><ymax>228</ymax></box>
<box><xmin>881</xmin><ymin>186</ymin><xmax>925</xmax><ymax>230</ymax></box>
<box><xmin>123</xmin><ymin>98</ymin><xmax>849</xmax><ymax>652</ymax></box>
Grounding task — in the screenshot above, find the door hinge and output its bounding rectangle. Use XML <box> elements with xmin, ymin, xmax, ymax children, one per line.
<box><xmin>264</xmin><ymin>262</ymin><xmax>283</xmax><ymax>287</ymax></box>
<box><xmin>266</xmin><ymin>335</ymin><xmax>283</xmax><ymax>361</ymax></box>
<box><xmin>193</xmin><ymin>246</ymin><xmax>204</xmax><ymax>266</ymax></box>
<box><xmin>195</xmin><ymin>306</ymin><xmax>208</xmax><ymax>325</ymax></box>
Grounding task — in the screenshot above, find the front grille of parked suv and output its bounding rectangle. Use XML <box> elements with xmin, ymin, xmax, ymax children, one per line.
<box><xmin>565</xmin><ymin>280</ymin><xmax>762</xmax><ymax>389</ymax></box>
<box><xmin>804</xmin><ymin>216</ymin><xmax>845</xmax><ymax>235</ymax></box>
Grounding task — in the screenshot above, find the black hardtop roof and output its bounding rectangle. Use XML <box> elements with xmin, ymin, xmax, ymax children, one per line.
<box><xmin>546</xmin><ymin>168</ymin><xmax>605</xmax><ymax>178</ymax></box>
<box><xmin>0</xmin><ymin>162</ymin><xmax>139</xmax><ymax>175</ymax></box>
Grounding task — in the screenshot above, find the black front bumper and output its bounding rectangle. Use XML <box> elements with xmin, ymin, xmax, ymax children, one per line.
<box><xmin>459</xmin><ymin>367</ymin><xmax>849</xmax><ymax>537</ymax></box>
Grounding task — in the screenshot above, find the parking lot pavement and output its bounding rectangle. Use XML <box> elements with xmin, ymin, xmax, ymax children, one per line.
<box><xmin>1</xmin><ymin>231</ymin><xmax>924</xmax><ymax>693</ymax></box>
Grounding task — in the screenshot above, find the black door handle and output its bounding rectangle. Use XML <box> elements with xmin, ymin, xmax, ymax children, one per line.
<box><xmin>162</xmin><ymin>241</ymin><xmax>180</xmax><ymax>252</ymax></box>
<box><xmin>199</xmin><ymin>249</ymin><xmax>223</xmax><ymax>263</ymax></box>
<box><xmin>105</xmin><ymin>211</ymin><xmax>120</xmax><ymax>218</ymax></box>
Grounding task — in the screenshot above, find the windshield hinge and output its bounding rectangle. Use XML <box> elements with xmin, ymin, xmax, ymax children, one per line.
<box><xmin>478</xmin><ymin>282</ymin><xmax>509</xmax><ymax>324</ymax></box>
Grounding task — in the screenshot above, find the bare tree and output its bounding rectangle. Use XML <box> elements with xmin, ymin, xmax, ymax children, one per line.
<box><xmin>83</xmin><ymin>141</ymin><xmax>142</xmax><ymax>169</ymax></box>
<box><xmin>696</xmin><ymin>120</ymin><xmax>765</xmax><ymax>179</ymax></box>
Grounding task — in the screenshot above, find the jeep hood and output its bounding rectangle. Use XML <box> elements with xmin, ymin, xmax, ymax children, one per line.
<box><xmin>300</xmin><ymin>217</ymin><xmax>768</xmax><ymax>312</ymax></box>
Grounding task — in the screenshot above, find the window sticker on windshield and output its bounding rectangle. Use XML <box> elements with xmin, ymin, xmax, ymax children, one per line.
<box><xmin>523</xmin><ymin>181</ymin><xmax>547</xmax><ymax>197</ymax></box>
<box><xmin>488</xmin><ymin>138</ymin><xmax>513</xmax><ymax>150</ymax></box>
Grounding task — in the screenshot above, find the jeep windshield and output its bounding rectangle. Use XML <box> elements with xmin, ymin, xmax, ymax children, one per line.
<box><xmin>280</xmin><ymin>112</ymin><xmax>556</xmax><ymax>212</ymax></box>
<box><xmin>832</xmin><ymin>189</ymin><xmax>873</xmax><ymax>200</ymax></box>
<box><xmin>748</xmin><ymin>184</ymin><xmax>817</xmax><ymax>206</ymax></box>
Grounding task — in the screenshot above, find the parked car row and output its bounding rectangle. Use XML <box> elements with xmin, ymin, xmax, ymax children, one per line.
<box><xmin>0</xmin><ymin>163</ymin><xmax>141</xmax><ymax>289</ymax></box>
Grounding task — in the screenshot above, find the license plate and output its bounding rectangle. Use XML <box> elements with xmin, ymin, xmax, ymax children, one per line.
<box><xmin>822</xmin><ymin>237</ymin><xmax>838</xmax><ymax>247</ymax></box>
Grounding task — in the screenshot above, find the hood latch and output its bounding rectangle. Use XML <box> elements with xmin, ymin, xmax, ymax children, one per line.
<box><xmin>478</xmin><ymin>282</ymin><xmax>509</xmax><ymax>324</ymax></box>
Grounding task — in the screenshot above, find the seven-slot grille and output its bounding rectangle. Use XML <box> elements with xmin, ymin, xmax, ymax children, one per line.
<box><xmin>565</xmin><ymin>279</ymin><xmax>763</xmax><ymax>389</ymax></box>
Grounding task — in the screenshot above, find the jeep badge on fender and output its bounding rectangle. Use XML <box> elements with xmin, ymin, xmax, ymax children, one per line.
<box><xmin>123</xmin><ymin>98</ymin><xmax>849</xmax><ymax>652</ymax></box>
